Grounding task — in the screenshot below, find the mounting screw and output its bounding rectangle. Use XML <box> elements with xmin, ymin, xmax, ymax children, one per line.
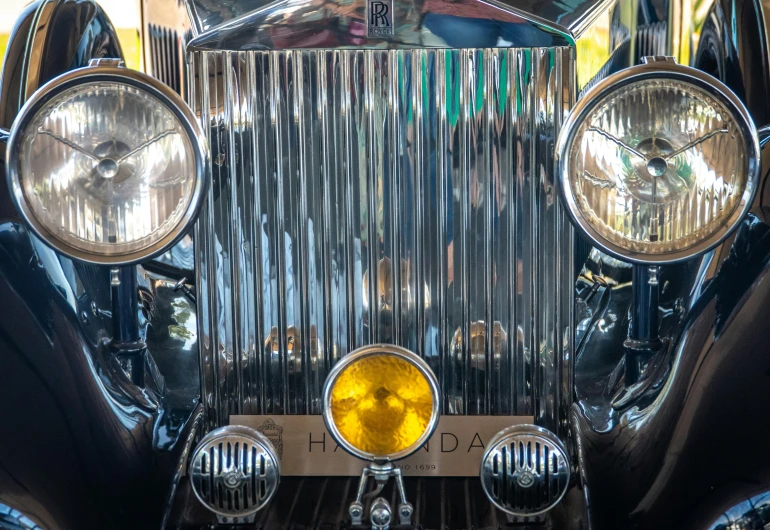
<box><xmin>349</xmin><ymin>501</ymin><xmax>364</xmax><ymax>524</ymax></box>
<box><xmin>398</xmin><ymin>502</ymin><xmax>413</xmax><ymax>525</ymax></box>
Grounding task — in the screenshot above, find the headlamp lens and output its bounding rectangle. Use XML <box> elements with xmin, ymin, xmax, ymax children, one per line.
<box><xmin>565</xmin><ymin>77</ymin><xmax>754</xmax><ymax>259</ymax></box>
<box><xmin>16</xmin><ymin>80</ymin><xmax>197</xmax><ymax>259</ymax></box>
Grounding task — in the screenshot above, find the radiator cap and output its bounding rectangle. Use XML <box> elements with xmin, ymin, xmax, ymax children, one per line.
<box><xmin>189</xmin><ymin>425</ymin><xmax>280</xmax><ymax>524</ymax></box>
<box><xmin>480</xmin><ymin>425</ymin><xmax>570</xmax><ymax>517</ymax></box>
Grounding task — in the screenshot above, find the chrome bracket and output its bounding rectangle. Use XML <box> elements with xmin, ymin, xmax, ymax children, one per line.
<box><xmin>88</xmin><ymin>58</ymin><xmax>125</xmax><ymax>68</ymax></box>
<box><xmin>642</xmin><ymin>55</ymin><xmax>677</xmax><ymax>64</ymax></box>
<box><xmin>349</xmin><ymin>463</ymin><xmax>413</xmax><ymax>528</ymax></box>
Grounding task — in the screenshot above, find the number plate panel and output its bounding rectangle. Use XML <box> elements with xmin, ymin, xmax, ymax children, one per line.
<box><xmin>231</xmin><ymin>415</ymin><xmax>534</xmax><ymax>476</ymax></box>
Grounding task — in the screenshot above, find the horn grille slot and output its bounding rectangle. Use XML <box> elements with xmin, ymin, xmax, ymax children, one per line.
<box><xmin>190</xmin><ymin>426</ymin><xmax>279</xmax><ymax>521</ymax></box>
<box><xmin>480</xmin><ymin>425</ymin><xmax>569</xmax><ymax>517</ymax></box>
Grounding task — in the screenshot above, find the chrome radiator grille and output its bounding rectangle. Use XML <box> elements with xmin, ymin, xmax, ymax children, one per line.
<box><xmin>190</xmin><ymin>47</ymin><xmax>574</xmax><ymax>432</ymax></box>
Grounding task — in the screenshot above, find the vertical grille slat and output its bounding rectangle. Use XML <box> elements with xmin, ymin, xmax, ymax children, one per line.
<box><xmin>192</xmin><ymin>47</ymin><xmax>574</xmax><ymax>431</ymax></box>
<box><xmin>147</xmin><ymin>24</ymin><xmax>184</xmax><ymax>94</ymax></box>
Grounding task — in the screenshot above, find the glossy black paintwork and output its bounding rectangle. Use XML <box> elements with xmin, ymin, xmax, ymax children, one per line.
<box><xmin>0</xmin><ymin>1</ymin><xmax>200</xmax><ymax>528</ymax></box>
<box><xmin>571</xmin><ymin>2</ymin><xmax>770</xmax><ymax>527</ymax></box>
<box><xmin>0</xmin><ymin>0</ymin><xmax>123</xmax><ymax>130</ymax></box>
<box><xmin>570</xmin><ymin>3</ymin><xmax>770</xmax><ymax>527</ymax></box>
<box><xmin>693</xmin><ymin>0</ymin><xmax>770</xmax><ymax>124</ymax></box>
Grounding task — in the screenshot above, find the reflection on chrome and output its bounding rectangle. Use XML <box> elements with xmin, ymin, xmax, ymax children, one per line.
<box><xmin>450</xmin><ymin>321</ymin><xmax>508</xmax><ymax>371</ymax></box>
<box><xmin>192</xmin><ymin>46</ymin><xmax>575</xmax><ymax>428</ymax></box>
<box><xmin>187</xmin><ymin>0</ymin><xmax>566</xmax><ymax>51</ymax></box>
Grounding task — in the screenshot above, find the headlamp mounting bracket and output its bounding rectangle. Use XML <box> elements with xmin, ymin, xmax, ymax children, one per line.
<box><xmin>349</xmin><ymin>462</ymin><xmax>413</xmax><ymax>529</ymax></box>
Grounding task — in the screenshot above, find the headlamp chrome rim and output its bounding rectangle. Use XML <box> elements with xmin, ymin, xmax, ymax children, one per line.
<box><xmin>5</xmin><ymin>65</ymin><xmax>209</xmax><ymax>265</ymax></box>
<box><xmin>321</xmin><ymin>344</ymin><xmax>441</xmax><ymax>463</ymax></box>
<box><xmin>556</xmin><ymin>61</ymin><xmax>760</xmax><ymax>265</ymax></box>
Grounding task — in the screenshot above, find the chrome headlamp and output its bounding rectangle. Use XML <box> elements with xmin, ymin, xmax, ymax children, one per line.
<box><xmin>6</xmin><ymin>65</ymin><xmax>208</xmax><ymax>265</ymax></box>
<box><xmin>556</xmin><ymin>61</ymin><xmax>760</xmax><ymax>264</ymax></box>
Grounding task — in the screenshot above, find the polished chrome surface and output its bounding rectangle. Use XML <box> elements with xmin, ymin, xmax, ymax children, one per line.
<box><xmin>185</xmin><ymin>0</ymin><xmax>619</xmax><ymax>44</ymax></box>
<box><xmin>573</xmin><ymin>1</ymin><xmax>632</xmax><ymax>94</ymax></box>
<box><xmin>480</xmin><ymin>424</ymin><xmax>570</xmax><ymax>517</ymax></box>
<box><xmin>348</xmin><ymin>463</ymin><xmax>413</xmax><ymax>527</ymax></box>
<box><xmin>5</xmin><ymin>65</ymin><xmax>210</xmax><ymax>265</ymax></box>
<box><xmin>321</xmin><ymin>344</ymin><xmax>440</xmax><ymax>462</ymax></box>
<box><xmin>555</xmin><ymin>60</ymin><xmax>761</xmax><ymax>264</ymax></box>
<box><xmin>0</xmin><ymin>3</ymin><xmax>203</xmax><ymax>527</ymax></box>
<box><xmin>369</xmin><ymin>497</ymin><xmax>393</xmax><ymax>530</ymax></box>
<box><xmin>189</xmin><ymin>425</ymin><xmax>280</xmax><ymax>522</ymax></box>
<box><xmin>191</xmin><ymin>47</ymin><xmax>575</xmax><ymax>431</ymax></box>
<box><xmin>187</xmin><ymin>0</ymin><xmax>569</xmax><ymax>51</ymax></box>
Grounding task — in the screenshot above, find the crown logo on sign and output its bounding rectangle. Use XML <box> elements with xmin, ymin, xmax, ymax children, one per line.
<box><xmin>257</xmin><ymin>418</ymin><xmax>284</xmax><ymax>460</ymax></box>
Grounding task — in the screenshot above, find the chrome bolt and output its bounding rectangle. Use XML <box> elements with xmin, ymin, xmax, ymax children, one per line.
<box><xmin>349</xmin><ymin>501</ymin><xmax>364</xmax><ymax>524</ymax></box>
<box><xmin>397</xmin><ymin>502</ymin><xmax>413</xmax><ymax>525</ymax></box>
<box><xmin>370</xmin><ymin>497</ymin><xmax>392</xmax><ymax>530</ymax></box>
<box><xmin>371</xmin><ymin>507</ymin><xmax>391</xmax><ymax>527</ymax></box>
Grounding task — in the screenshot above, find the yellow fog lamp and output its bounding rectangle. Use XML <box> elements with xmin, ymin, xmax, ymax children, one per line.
<box><xmin>322</xmin><ymin>344</ymin><xmax>440</xmax><ymax>526</ymax></box>
<box><xmin>322</xmin><ymin>344</ymin><xmax>440</xmax><ymax>462</ymax></box>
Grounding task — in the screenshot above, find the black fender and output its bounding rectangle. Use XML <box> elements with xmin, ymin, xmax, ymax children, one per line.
<box><xmin>0</xmin><ymin>2</ymin><xmax>200</xmax><ymax>529</ymax></box>
<box><xmin>0</xmin><ymin>0</ymin><xmax>123</xmax><ymax>131</ymax></box>
<box><xmin>573</xmin><ymin>136</ymin><xmax>770</xmax><ymax>528</ymax></box>
<box><xmin>572</xmin><ymin>2</ymin><xmax>770</xmax><ymax>526</ymax></box>
<box><xmin>693</xmin><ymin>0</ymin><xmax>770</xmax><ymax>125</ymax></box>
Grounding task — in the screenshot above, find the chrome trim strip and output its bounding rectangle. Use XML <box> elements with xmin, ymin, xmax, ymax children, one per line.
<box><xmin>188</xmin><ymin>0</ymin><xmax>575</xmax><ymax>52</ymax></box>
<box><xmin>22</xmin><ymin>0</ymin><xmax>56</xmax><ymax>102</ymax></box>
<box><xmin>567</xmin><ymin>0</ymin><xmax>620</xmax><ymax>37</ymax></box>
<box><xmin>184</xmin><ymin>0</ymin><xmax>615</xmax><ymax>44</ymax></box>
<box><xmin>160</xmin><ymin>404</ymin><xmax>204</xmax><ymax>530</ymax></box>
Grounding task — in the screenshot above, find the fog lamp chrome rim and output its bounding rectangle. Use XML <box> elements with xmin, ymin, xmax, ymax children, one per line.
<box><xmin>322</xmin><ymin>344</ymin><xmax>440</xmax><ymax>463</ymax></box>
<box><xmin>555</xmin><ymin>61</ymin><xmax>760</xmax><ymax>264</ymax></box>
<box><xmin>189</xmin><ymin>425</ymin><xmax>280</xmax><ymax>521</ymax></box>
<box><xmin>5</xmin><ymin>65</ymin><xmax>209</xmax><ymax>265</ymax></box>
<box><xmin>480</xmin><ymin>425</ymin><xmax>570</xmax><ymax>517</ymax></box>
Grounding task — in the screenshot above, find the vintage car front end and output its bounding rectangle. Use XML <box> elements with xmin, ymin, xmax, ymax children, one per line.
<box><xmin>1</xmin><ymin>0</ymin><xmax>770</xmax><ymax>528</ymax></box>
